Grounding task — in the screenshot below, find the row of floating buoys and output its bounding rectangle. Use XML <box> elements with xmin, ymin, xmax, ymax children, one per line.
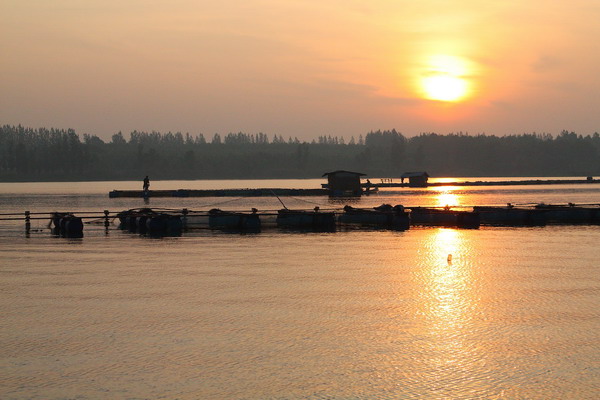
<box><xmin>198</xmin><ymin>205</ymin><xmax>480</xmax><ymax>232</ymax></box>
<box><xmin>117</xmin><ymin>209</ymin><xmax>183</xmax><ymax>235</ymax></box>
<box><xmin>534</xmin><ymin>203</ymin><xmax>600</xmax><ymax>224</ymax></box>
<box><xmin>208</xmin><ymin>208</ymin><xmax>261</xmax><ymax>231</ymax></box>
<box><xmin>473</xmin><ymin>203</ymin><xmax>600</xmax><ymax>225</ymax></box>
<box><xmin>276</xmin><ymin>207</ymin><xmax>337</xmax><ymax>231</ymax></box>
<box><xmin>41</xmin><ymin>202</ymin><xmax>600</xmax><ymax>240</ymax></box>
<box><xmin>51</xmin><ymin>213</ymin><xmax>84</xmax><ymax>237</ymax></box>
<box><xmin>338</xmin><ymin>204</ymin><xmax>411</xmax><ymax>230</ymax></box>
<box><xmin>409</xmin><ymin>207</ymin><xmax>481</xmax><ymax>228</ymax></box>
<box><xmin>473</xmin><ymin>206</ymin><xmax>546</xmax><ymax>226</ymax></box>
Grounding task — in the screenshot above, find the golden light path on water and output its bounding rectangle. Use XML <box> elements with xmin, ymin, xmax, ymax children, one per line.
<box><xmin>398</xmin><ymin>185</ymin><xmax>487</xmax><ymax>393</ymax></box>
<box><xmin>424</xmin><ymin>183</ymin><xmax>464</xmax><ymax>208</ymax></box>
<box><xmin>434</xmin><ymin>186</ymin><xmax>462</xmax><ymax>207</ymax></box>
<box><xmin>406</xmin><ymin>226</ymin><xmax>487</xmax><ymax>396</ymax></box>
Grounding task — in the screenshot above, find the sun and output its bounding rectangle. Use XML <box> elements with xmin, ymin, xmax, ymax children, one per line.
<box><xmin>423</xmin><ymin>74</ymin><xmax>467</xmax><ymax>102</ymax></box>
<box><xmin>419</xmin><ymin>55</ymin><xmax>471</xmax><ymax>102</ymax></box>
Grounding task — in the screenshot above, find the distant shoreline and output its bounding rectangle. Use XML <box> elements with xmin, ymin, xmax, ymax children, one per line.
<box><xmin>2</xmin><ymin>126</ymin><xmax>599</xmax><ymax>184</ymax></box>
<box><xmin>0</xmin><ymin>175</ymin><xmax>596</xmax><ymax>184</ymax></box>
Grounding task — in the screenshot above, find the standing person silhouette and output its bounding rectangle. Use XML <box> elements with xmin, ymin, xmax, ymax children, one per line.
<box><xmin>143</xmin><ymin>176</ymin><xmax>150</xmax><ymax>192</ymax></box>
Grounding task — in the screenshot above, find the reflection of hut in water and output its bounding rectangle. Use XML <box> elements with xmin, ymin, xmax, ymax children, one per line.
<box><xmin>401</xmin><ymin>171</ymin><xmax>429</xmax><ymax>187</ymax></box>
<box><xmin>322</xmin><ymin>170</ymin><xmax>365</xmax><ymax>196</ymax></box>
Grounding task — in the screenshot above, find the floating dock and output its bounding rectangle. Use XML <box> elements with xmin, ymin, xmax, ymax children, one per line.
<box><xmin>373</xmin><ymin>178</ymin><xmax>600</xmax><ymax>188</ymax></box>
<box><xmin>109</xmin><ymin>178</ymin><xmax>599</xmax><ymax>198</ymax></box>
<box><xmin>109</xmin><ymin>188</ymin><xmax>328</xmax><ymax>198</ymax></box>
<box><xmin>4</xmin><ymin>203</ymin><xmax>600</xmax><ymax>238</ymax></box>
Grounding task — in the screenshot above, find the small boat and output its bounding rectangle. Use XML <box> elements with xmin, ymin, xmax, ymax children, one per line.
<box><xmin>208</xmin><ymin>208</ymin><xmax>261</xmax><ymax>231</ymax></box>
<box><xmin>276</xmin><ymin>207</ymin><xmax>336</xmax><ymax>230</ymax></box>
<box><xmin>362</xmin><ymin>186</ymin><xmax>379</xmax><ymax>195</ymax></box>
<box><xmin>474</xmin><ymin>204</ymin><xmax>546</xmax><ymax>226</ymax></box>
<box><xmin>409</xmin><ymin>207</ymin><xmax>480</xmax><ymax>228</ymax></box>
<box><xmin>339</xmin><ymin>204</ymin><xmax>410</xmax><ymax>230</ymax></box>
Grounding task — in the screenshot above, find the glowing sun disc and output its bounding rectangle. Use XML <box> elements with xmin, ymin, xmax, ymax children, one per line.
<box><xmin>423</xmin><ymin>75</ymin><xmax>468</xmax><ymax>102</ymax></box>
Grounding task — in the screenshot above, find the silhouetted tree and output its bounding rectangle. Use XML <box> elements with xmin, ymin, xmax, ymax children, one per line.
<box><xmin>1</xmin><ymin>125</ymin><xmax>599</xmax><ymax>181</ymax></box>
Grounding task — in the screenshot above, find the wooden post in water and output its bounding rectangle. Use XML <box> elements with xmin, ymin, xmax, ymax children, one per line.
<box><xmin>104</xmin><ymin>210</ymin><xmax>110</xmax><ymax>235</ymax></box>
<box><xmin>25</xmin><ymin>211</ymin><xmax>30</xmax><ymax>236</ymax></box>
<box><xmin>182</xmin><ymin>208</ymin><xmax>188</xmax><ymax>230</ymax></box>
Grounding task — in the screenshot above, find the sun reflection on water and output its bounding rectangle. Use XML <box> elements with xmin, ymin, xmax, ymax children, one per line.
<box><xmin>429</xmin><ymin>185</ymin><xmax>462</xmax><ymax>207</ymax></box>
<box><xmin>410</xmin><ymin>227</ymin><xmax>481</xmax><ymax>386</ymax></box>
<box><xmin>426</xmin><ymin>229</ymin><xmax>467</xmax><ymax>322</ymax></box>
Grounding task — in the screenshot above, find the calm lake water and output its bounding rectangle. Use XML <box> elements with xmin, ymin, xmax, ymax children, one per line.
<box><xmin>1</xmin><ymin>178</ymin><xmax>599</xmax><ymax>399</ymax></box>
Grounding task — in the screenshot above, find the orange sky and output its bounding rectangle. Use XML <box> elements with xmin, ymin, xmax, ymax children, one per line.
<box><xmin>2</xmin><ymin>1</ymin><xmax>600</xmax><ymax>140</ymax></box>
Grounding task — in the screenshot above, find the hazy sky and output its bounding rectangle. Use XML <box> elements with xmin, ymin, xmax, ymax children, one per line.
<box><xmin>2</xmin><ymin>1</ymin><xmax>600</xmax><ymax>141</ymax></box>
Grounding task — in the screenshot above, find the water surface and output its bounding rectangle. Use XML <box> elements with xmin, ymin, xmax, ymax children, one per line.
<box><xmin>1</xmin><ymin>179</ymin><xmax>599</xmax><ymax>399</ymax></box>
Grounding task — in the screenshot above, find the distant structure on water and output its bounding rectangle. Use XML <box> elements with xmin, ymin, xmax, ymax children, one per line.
<box><xmin>401</xmin><ymin>171</ymin><xmax>429</xmax><ymax>187</ymax></box>
<box><xmin>322</xmin><ymin>170</ymin><xmax>365</xmax><ymax>196</ymax></box>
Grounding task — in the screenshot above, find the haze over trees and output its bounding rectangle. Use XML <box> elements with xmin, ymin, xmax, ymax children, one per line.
<box><xmin>1</xmin><ymin>125</ymin><xmax>599</xmax><ymax>181</ymax></box>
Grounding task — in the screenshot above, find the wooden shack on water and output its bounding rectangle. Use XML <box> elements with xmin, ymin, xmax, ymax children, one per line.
<box><xmin>322</xmin><ymin>170</ymin><xmax>365</xmax><ymax>196</ymax></box>
<box><xmin>401</xmin><ymin>171</ymin><xmax>429</xmax><ymax>187</ymax></box>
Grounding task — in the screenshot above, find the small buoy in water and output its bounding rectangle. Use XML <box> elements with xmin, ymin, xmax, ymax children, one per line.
<box><xmin>447</xmin><ymin>254</ymin><xmax>453</xmax><ymax>263</ymax></box>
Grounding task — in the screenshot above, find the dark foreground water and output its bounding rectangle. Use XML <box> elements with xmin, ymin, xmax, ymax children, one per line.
<box><xmin>1</xmin><ymin>179</ymin><xmax>599</xmax><ymax>399</ymax></box>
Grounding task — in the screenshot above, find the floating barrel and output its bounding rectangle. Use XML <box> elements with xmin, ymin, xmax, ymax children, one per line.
<box><xmin>146</xmin><ymin>215</ymin><xmax>168</xmax><ymax>232</ymax></box>
<box><xmin>410</xmin><ymin>208</ymin><xmax>455</xmax><ymax>226</ymax></box>
<box><xmin>592</xmin><ymin>208</ymin><xmax>600</xmax><ymax>224</ymax></box>
<box><xmin>339</xmin><ymin>204</ymin><xmax>409</xmax><ymax>230</ymax></box>
<box><xmin>209</xmin><ymin>209</ymin><xmax>261</xmax><ymax>231</ymax></box>
<box><xmin>126</xmin><ymin>215</ymin><xmax>138</xmax><ymax>231</ymax></box>
<box><xmin>277</xmin><ymin>208</ymin><xmax>336</xmax><ymax>231</ymax></box>
<box><xmin>140</xmin><ymin>214</ymin><xmax>182</xmax><ymax>235</ymax></box>
<box><xmin>474</xmin><ymin>206</ymin><xmax>546</xmax><ymax>226</ymax></box>
<box><xmin>239</xmin><ymin>214</ymin><xmax>261</xmax><ymax>230</ymax></box>
<box><xmin>339</xmin><ymin>205</ymin><xmax>391</xmax><ymax>225</ymax></box>
<box><xmin>136</xmin><ymin>215</ymin><xmax>149</xmax><ymax>233</ymax></box>
<box><xmin>146</xmin><ymin>214</ymin><xmax>183</xmax><ymax>235</ymax></box>
<box><xmin>311</xmin><ymin>212</ymin><xmax>336</xmax><ymax>230</ymax></box>
<box><xmin>410</xmin><ymin>207</ymin><xmax>479</xmax><ymax>228</ymax></box>
<box><xmin>116</xmin><ymin>211</ymin><xmax>137</xmax><ymax>231</ymax></box>
<box><xmin>116</xmin><ymin>210</ymin><xmax>134</xmax><ymax>229</ymax></box>
<box><xmin>392</xmin><ymin>205</ymin><xmax>410</xmax><ymax>230</ymax></box>
<box><xmin>51</xmin><ymin>213</ymin><xmax>62</xmax><ymax>234</ymax></box>
<box><xmin>535</xmin><ymin>204</ymin><xmax>594</xmax><ymax>224</ymax></box>
<box><xmin>51</xmin><ymin>213</ymin><xmax>83</xmax><ymax>237</ymax></box>
<box><xmin>64</xmin><ymin>216</ymin><xmax>83</xmax><ymax>236</ymax></box>
<box><xmin>456</xmin><ymin>211</ymin><xmax>480</xmax><ymax>229</ymax></box>
<box><xmin>166</xmin><ymin>215</ymin><xmax>183</xmax><ymax>232</ymax></box>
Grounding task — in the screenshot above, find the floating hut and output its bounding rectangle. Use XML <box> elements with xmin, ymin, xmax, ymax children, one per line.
<box><xmin>322</xmin><ymin>170</ymin><xmax>365</xmax><ymax>196</ymax></box>
<box><xmin>401</xmin><ymin>172</ymin><xmax>429</xmax><ymax>187</ymax></box>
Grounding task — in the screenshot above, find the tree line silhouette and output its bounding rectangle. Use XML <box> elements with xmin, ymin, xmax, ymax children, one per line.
<box><xmin>1</xmin><ymin>124</ymin><xmax>599</xmax><ymax>181</ymax></box>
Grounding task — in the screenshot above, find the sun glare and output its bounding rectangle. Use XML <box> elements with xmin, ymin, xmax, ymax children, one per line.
<box><xmin>419</xmin><ymin>55</ymin><xmax>471</xmax><ymax>102</ymax></box>
<box><xmin>433</xmin><ymin>186</ymin><xmax>462</xmax><ymax>207</ymax></box>
<box><xmin>423</xmin><ymin>75</ymin><xmax>467</xmax><ymax>101</ymax></box>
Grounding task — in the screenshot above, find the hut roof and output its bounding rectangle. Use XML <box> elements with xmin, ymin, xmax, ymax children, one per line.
<box><xmin>322</xmin><ymin>170</ymin><xmax>366</xmax><ymax>177</ymax></box>
<box><xmin>401</xmin><ymin>171</ymin><xmax>429</xmax><ymax>178</ymax></box>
